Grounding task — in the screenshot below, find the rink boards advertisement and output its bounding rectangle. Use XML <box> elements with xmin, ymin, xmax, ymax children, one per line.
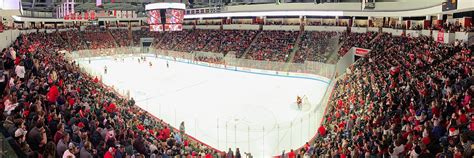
<box><xmin>120</xmin><ymin>54</ymin><xmax>331</xmax><ymax>83</ymax></box>
<box><xmin>77</xmin><ymin>53</ymin><xmax>331</xmax><ymax>83</ymax></box>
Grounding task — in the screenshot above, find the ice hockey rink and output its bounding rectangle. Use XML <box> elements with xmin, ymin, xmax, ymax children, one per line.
<box><xmin>76</xmin><ymin>54</ymin><xmax>330</xmax><ymax>157</ymax></box>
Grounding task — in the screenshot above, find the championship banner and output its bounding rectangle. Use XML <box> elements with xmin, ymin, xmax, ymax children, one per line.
<box><xmin>116</xmin><ymin>10</ymin><xmax>122</xmax><ymax>18</ymax></box>
<box><xmin>125</xmin><ymin>11</ymin><xmax>130</xmax><ymax>18</ymax></box>
<box><xmin>96</xmin><ymin>0</ymin><xmax>102</xmax><ymax>7</ymax></box>
<box><xmin>84</xmin><ymin>12</ymin><xmax>89</xmax><ymax>20</ymax></box>
<box><xmin>76</xmin><ymin>13</ymin><xmax>82</xmax><ymax>20</ymax></box>
<box><xmin>70</xmin><ymin>13</ymin><xmax>76</xmax><ymax>20</ymax></box>
<box><xmin>0</xmin><ymin>17</ymin><xmax>3</xmax><ymax>33</ymax></box>
<box><xmin>90</xmin><ymin>11</ymin><xmax>96</xmax><ymax>20</ymax></box>
<box><xmin>437</xmin><ymin>30</ymin><xmax>445</xmax><ymax>43</ymax></box>
<box><xmin>354</xmin><ymin>47</ymin><xmax>370</xmax><ymax>57</ymax></box>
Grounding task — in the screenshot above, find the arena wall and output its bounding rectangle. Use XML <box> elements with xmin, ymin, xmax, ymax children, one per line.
<box><xmin>455</xmin><ymin>32</ymin><xmax>474</xmax><ymax>43</ymax></box>
<box><xmin>195</xmin><ymin>25</ymin><xmax>221</xmax><ymax>30</ymax></box>
<box><xmin>305</xmin><ymin>26</ymin><xmax>346</xmax><ymax>32</ymax></box>
<box><xmin>262</xmin><ymin>25</ymin><xmax>300</xmax><ymax>31</ymax></box>
<box><xmin>183</xmin><ymin>25</ymin><xmax>194</xmax><ymax>29</ymax></box>
<box><xmin>368</xmin><ymin>27</ymin><xmax>380</xmax><ymax>32</ymax></box>
<box><xmin>382</xmin><ymin>28</ymin><xmax>404</xmax><ymax>36</ymax></box>
<box><xmin>406</xmin><ymin>30</ymin><xmax>422</xmax><ymax>37</ymax></box>
<box><xmin>154</xmin><ymin>54</ymin><xmax>332</xmax><ymax>83</ymax></box>
<box><xmin>225</xmin><ymin>0</ymin><xmax>442</xmax><ymax>12</ymax></box>
<box><xmin>223</xmin><ymin>24</ymin><xmax>260</xmax><ymax>30</ymax></box>
<box><xmin>351</xmin><ymin>27</ymin><xmax>368</xmax><ymax>33</ymax></box>
<box><xmin>0</xmin><ymin>29</ymin><xmax>20</xmax><ymax>50</ymax></box>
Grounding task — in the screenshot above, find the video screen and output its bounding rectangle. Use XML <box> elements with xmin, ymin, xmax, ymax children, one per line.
<box><xmin>164</xmin><ymin>24</ymin><xmax>183</xmax><ymax>31</ymax></box>
<box><xmin>165</xmin><ymin>9</ymin><xmax>184</xmax><ymax>24</ymax></box>
<box><xmin>150</xmin><ymin>25</ymin><xmax>163</xmax><ymax>32</ymax></box>
<box><xmin>147</xmin><ymin>10</ymin><xmax>162</xmax><ymax>25</ymax></box>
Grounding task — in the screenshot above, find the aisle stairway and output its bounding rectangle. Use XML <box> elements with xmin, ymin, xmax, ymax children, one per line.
<box><xmin>369</xmin><ymin>32</ymin><xmax>383</xmax><ymax>45</ymax></box>
<box><xmin>325</xmin><ymin>32</ymin><xmax>381</xmax><ymax>64</ymax></box>
<box><xmin>128</xmin><ymin>29</ymin><xmax>133</xmax><ymax>46</ymax></box>
<box><xmin>107</xmin><ymin>29</ymin><xmax>120</xmax><ymax>47</ymax></box>
<box><xmin>156</xmin><ymin>32</ymin><xmax>166</xmax><ymax>46</ymax></box>
<box><xmin>285</xmin><ymin>30</ymin><xmax>304</xmax><ymax>63</ymax></box>
<box><xmin>240</xmin><ymin>30</ymin><xmax>263</xmax><ymax>58</ymax></box>
<box><xmin>325</xmin><ymin>35</ymin><xmax>343</xmax><ymax>64</ymax></box>
<box><xmin>57</xmin><ymin>32</ymin><xmax>74</xmax><ymax>50</ymax></box>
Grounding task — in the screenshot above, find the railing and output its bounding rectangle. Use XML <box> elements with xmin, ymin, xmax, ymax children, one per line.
<box><xmin>186</xmin><ymin>7</ymin><xmax>222</xmax><ymax>15</ymax></box>
<box><xmin>150</xmin><ymin>48</ymin><xmax>336</xmax><ymax>79</ymax></box>
<box><xmin>22</xmin><ymin>10</ymin><xmax>54</xmax><ymax>18</ymax></box>
<box><xmin>66</xmin><ymin>47</ymin><xmax>142</xmax><ymax>59</ymax></box>
<box><xmin>194</xmin><ymin>51</ymin><xmax>225</xmax><ymax>58</ymax></box>
<box><xmin>150</xmin><ymin>48</ymin><xmax>336</xmax><ymax>157</ymax></box>
<box><xmin>65</xmin><ymin>48</ymin><xmax>226</xmax><ymax>155</ymax></box>
<box><xmin>0</xmin><ymin>126</ymin><xmax>23</xmax><ymax>157</ymax></box>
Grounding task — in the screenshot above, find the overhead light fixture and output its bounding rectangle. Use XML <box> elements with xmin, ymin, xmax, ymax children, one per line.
<box><xmin>184</xmin><ymin>10</ymin><xmax>343</xmax><ymax>19</ymax></box>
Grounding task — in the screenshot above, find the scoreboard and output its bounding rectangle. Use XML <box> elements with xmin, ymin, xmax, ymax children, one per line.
<box><xmin>442</xmin><ymin>0</ymin><xmax>458</xmax><ymax>11</ymax></box>
<box><xmin>145</xmin><ymin>3</ymin><xmax>185</xmax><ymax>32</ymax></box>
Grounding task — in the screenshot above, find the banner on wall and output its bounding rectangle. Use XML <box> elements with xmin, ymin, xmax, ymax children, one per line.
<box><xmin>76</xmin><ymin>13</ymin><xmax>82</xmax><ymax>20</ymax></box>
<box><xmin>70</xmin><ymin>13</ymin><xmax>76</xmax><ymax>20</ymax></box>
<box><xmin>84</xmin><ymin>12</ymin><xmax>89</xmax><ymax>20</ymax></box>
<box><xmin>90</xmin><ymin>11</ymin><xmax>96</xmax><ymax>20</ymax></box>
<box><xmin>437</xmin><ymin>30</ymin><xmax>445</xmax><ymax>43</ymax></box>
<box><xmin>354</xmin><ymin>47</ymin><xmax>371</xmax><ymax>57</ymax></box>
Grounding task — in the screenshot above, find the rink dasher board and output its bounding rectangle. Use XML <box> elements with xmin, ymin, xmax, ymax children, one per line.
<box><xmin>79</xmin><ymin>54</ymin><xmax>331</xmax><ymax>84</ymax></box>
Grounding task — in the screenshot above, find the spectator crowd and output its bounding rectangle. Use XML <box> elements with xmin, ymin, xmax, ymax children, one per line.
<box><xmin>338</xmin><ymin>31</ymin><xmax>378</xmax><ymax>56</ymax></box>
<box><xmin>287</xmin><ymin>33</ymin><xmax>474</xmax><ymax>158</ymax></box>
<box><xmin>1</xmin><ymin>27</ymin><xmax>472</xmax><ymax>158</ymax></box>
<box><xmin>83</xmin><ymin>30</ymin><xmax>117</xmax><ymax>50</ymax></box>
<box><xmin>246</xmin><ymin>30</ymin><xmax>299</xmax><ymax>62</ymax></box>
<box><xmin>0</xmin><ymin>31</ymin><xmax>223</xmax><ymax>157</ymax></box>
<box><xmin>294</xmin><ymin>31</ymin><xmax>339</xmax><ymax>63</ymax></box>
<box><xmin>109</xmin><ymin>29</ymin><xmax>132</xmax><ymax>47</ymax></box>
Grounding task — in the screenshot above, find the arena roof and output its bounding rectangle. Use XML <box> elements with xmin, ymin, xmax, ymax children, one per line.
<box><xmin>3</xmin><ymin>0</ymin><xmax>471</xmax><ymax>21</ymax></box>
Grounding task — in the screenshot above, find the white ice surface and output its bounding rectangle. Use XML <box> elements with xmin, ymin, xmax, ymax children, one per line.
<box><xmin>76</xmin><ymin>54</ymin><xmax>329</xmax><ymax>157</ymax></box>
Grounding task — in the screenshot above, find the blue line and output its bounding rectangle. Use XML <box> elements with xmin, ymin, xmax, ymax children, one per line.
<box><xmin>77</xmin><ymin>54</ymin><xmax>331</xmax><ymax>84</ymax></box>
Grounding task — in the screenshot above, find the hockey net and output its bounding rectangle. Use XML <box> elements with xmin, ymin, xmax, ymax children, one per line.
<box><xmin>298</xmin><ymin>95</ymin><xmax>312</xmax><ymax>112</ymax></box>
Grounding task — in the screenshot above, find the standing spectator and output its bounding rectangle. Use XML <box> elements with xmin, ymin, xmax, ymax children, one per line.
<box><xmin>288</xmin><ymin>149</ymin><xmax>296</xmax><ymax>158</ymax></box>
<box><xmin>57</xmin><ymin>133</ymin><xmax>70</xmax><ymax>157</ymax></box>
<box><xmin>244</xmin><ymin>152</ymin><xmax>253</xmax><ymax>158</ymax></box>
<box><xmin>180</xmin><ymin>121</ymin><xmax>185</xmax><ymax>136</ymax></box>
<box><xmin>63</xmin><ymin>143</ymin><xmax>77</xmax><ymax>158</ymax></box>
<box><xmin>114</xmin><ymin>145</ymin><xmax>125</xmax><ymax>158</ymax></box>
<box><xmin>15</xmin><ymin>62</ymin><xmax>25</xmax><ymax>81</ymax></box>
<box><xmin>23</xmin><ymin>54</ymin><xmax>33</xmax><ymax>80</ymax></box>
<box><xmin>227</xmin><ymin>148</ymin><xmax>234</xmax><ymax>158</ymax></box>
<box><xmin>104</xmin><ymin>147</ymin><xmax>116</xmax><ymax>158</ymax></box>
<box><xmin>4</xmin><ymin>47</ymin><xmax>16</xmax><ymax>70</ymax></box>
<box><xmin>43</xmin><ymin>142</ymin><xmax>56</xmax><ymax>158</ymax></box>
<box><xmin>27</xmin><ymin>120</ymin><xmax>46</xmax><ymax>152</ymax></box>
<box><xmin>54</xmin><ymin>123</ymin><xmax>65</xmax><ymax>144</ymax></box>
<box><xmin>80</xmin><ymin>141</ymin><xmax>93</xmax><ymax>158</ymax></box>
<box><xmin>235</xmin><ymin>148</ymin><xmax>241</xmax><ymax>158</ymax></box>
<box><xmin>0</xmin><ymin>61</ymin><xmax>6</xmax><ymax>95</ymax></box>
